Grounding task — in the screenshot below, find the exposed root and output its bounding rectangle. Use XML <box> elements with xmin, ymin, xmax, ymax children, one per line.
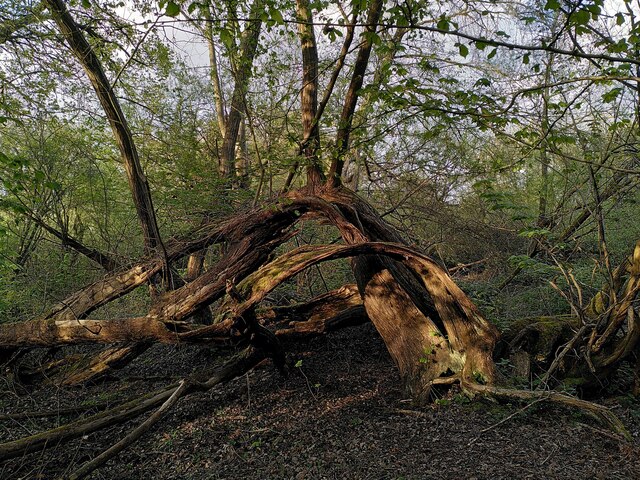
<box><xmin>462</xmin><ymin>382</ymin><xmax>630</xmax><ymax>440</ymax></box>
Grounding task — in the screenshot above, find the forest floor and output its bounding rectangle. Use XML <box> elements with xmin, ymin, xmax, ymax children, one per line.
<box><xmin>1</xmin><ymin>322</ymin><xmax>640</xmax><ymax>480</ymax></box>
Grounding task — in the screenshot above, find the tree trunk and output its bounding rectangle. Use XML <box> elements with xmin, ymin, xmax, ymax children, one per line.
<box><xmin>44</xmin><ymin>0</ymin><xmax>164</xmax><ymax>254</ymax></box>
<box><xmin>328</xmin><ymin>0</ymin><xmax>383</xmax><ymax>186</ymax></box>
<box><xmin>295</xmin><ymin>0</ymin><xmax>324</xmax><ymax>187</ymax></box>
<box><xmin>315</xmin><ymin>187</ymin><xmax>499</xmax><ymax>401</ymax></box>
<box><xmin>220</xmin><ymin>0</ymin><xmax>263</xmax><ymax>178</ymax></box>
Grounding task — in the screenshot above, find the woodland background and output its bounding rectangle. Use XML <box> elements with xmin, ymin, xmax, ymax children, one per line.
<box><xmin>1</xmin><ymin>0</ymin><xmax>640</xmax><ymax>478</ymax></box>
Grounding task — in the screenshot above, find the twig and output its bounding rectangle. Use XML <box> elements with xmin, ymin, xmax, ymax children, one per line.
<box><xmin>575</xmin><ymin>422</ymin><xmax>631</xmax><ymax>444</ymax></box>
<box><xmin>0</xmin><ymin>402</ymin><xmax>114</xmax><ymax>421</ymax></box>
<box><xmin>67</xmin><ymin>380</ymin><xmax>189</xmax><ymax>480</ymax></box>
<box><xmin>0</xmin><ymin>348</ymin><xmax>266</xmax><ymax>462</ymax></box>
<box><xmin>449</xmin><ymin>258</ymin><xmax>487</xmax><ymax>274</ymax></box>
<box><xmin>395</xmin><ymin>408</ymin><xmax>429</xmax><ymax>418</ymax></box>
<box><xmin>464</xmin><ymin>382</ymin><xmax>630</xmax><ymax>440</ymax></box>
<box><xmin>468</xmin><ymin>398</ymin><xmax>546</xmax><ymax>446</ymax></box>
<box><xmin>536</xmin><ymin>324</ymin><xmax>589</xmax><ymax>391</ymax></box>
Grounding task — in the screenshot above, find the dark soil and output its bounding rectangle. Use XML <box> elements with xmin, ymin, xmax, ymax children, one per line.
<box><xmin>2</xmin><ymin>323</ymin><xmax>640</xmax><ymax>479</ymax></box>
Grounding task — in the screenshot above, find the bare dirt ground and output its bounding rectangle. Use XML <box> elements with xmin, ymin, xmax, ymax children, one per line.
<box><xmin>2</xmin><ymin>323</ymin><xmax>640</xmax><ymax>479</ymax></box>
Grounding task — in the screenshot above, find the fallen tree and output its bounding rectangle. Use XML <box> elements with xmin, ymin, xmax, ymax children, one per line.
<box><xmin>0</xmin><ymin>194</ymin><xmax>500</xmax><ymax>398</ymax></box>
<box><xmin>504</xmin><ymin>240</ymin><xmax>640</xmax><ymax>396</ymax></box>
<box><xmin>2</xmin><ymin>0</ymin><xmax>639</xmax><ymax>476</ymax></box>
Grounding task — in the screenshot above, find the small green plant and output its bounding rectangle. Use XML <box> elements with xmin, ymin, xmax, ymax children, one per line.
<box><xmin>472</xmin><ymin>371</ymin><xmax>486</xmax><ymax>384</ymax></box>
<box><xmin>250</xmin><ymin>439</ymin><xmax>263</xmax><ymax>449</ymax></box>
<box><xmin>349</xmin><ymin>417</ymin><xmax>363</xmax><ymax>426</ymax></box>
<box><xmin>294</xmin><ymin>358</ymin><xmax>319</xmax><ymax>398</ymax></box>
<box><xmin>419</xmin><ymin>346</ymin><xmax>435</xmax><ymax>364</ymax></box>
<box><xmin>452</xmin><ymin>393</ymin><xmax>472</xmax><ymax>405</ymax></box>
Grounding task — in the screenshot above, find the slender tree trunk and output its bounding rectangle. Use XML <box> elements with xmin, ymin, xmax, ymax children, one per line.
<box><xmin>44</xmin><ymin>0</ymin><xmax>164</xmax><ymax>254</ymax></box>
<box><xmin>204</xmin><ymin>4</ymin><xmax>227</xmax><ymax>136</ymax></box>
<box><xmin>282</xmin><ymin>9</ymin><xmax>358</xmax><ymax>192</ymax></box>
<box><xmin>328</xmin><ymin>0</ymin><xmax>383</xmax><ymax>186</ymax></box>
<box><xmin>220</xmin><ymin>0</ymin><xmax>263</xmax><ymax>179</ymax></box>
<box><xmin>295</xmin><ymin>0</ymin><xmax>324</xmax><ymax>188</ymax></box>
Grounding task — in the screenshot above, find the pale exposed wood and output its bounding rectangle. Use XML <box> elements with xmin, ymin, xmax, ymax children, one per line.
<box><xmin>265</xmin><ymin>284</ymin><xmax>368</xmax><ymax>336</ymax></box>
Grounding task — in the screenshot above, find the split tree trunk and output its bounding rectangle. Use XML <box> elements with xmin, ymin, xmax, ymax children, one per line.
<box><xmin>1</xmin><ymin>187</ymin><xmax>499</xmax><ymax>402</ymax></box>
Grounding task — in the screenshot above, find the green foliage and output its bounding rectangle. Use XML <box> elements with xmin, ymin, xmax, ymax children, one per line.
<box><xmin>1</xmin><ymin>0</ymin><xmax>639</xmax><ymax>336</ymax></box>
<box><xmin>164</xmin><ymin>1</ymin><xmax>180</xmax><ymax>17</ymax></box>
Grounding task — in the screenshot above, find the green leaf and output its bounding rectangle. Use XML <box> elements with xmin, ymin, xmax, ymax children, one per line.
<box><xmin>518</xmin><ymin>228</ymin><xmax>551</xmax><ymax>238</ymax></box>
<box><xmin>45</xmin><ymin>180</ymin><xmax>62</xmax><ymax>191</ymax></box>
<box><xmin>616</xmin><ymin>13</ymin><xmax>625</xmax><ymax>25</ymax></box>
<box><xmin>165</xmin><ymin>1</ymin><xmax>180</xmax><ymax>17</ymax></box>
<box><xmin>270</xmin><ymin>8</ymin><xmax>284</xmax><ymax>24</ymax></box>
<box><xmin>487</xmin><ymin>48</ymin><xmax>497</xmax><ymax>59</ymax></box>
<box><xmin>475</xmin><ymin>40</ymin><xmax>487</xmax><ymax>50</ymax></box>
<box><xmin>522</xmin><ymin>53</ymin><xmax>530</xmax><ymax>65</ymax></box>
<box><xmin>437</xmin><ymin>16</ymin><xmax>450</xmax><ymax>31</ymax></box>
<box><xmin>572</xmin><ymin>10</ymin><xmax>590</xmax><ymax>26</ymax></box>
<box><xmin>219</xmin><ymin>29</ymin><xmax>234</xmax><ymax>49</ymax></box>
<box><xmin>363</xmin><ymin>31</ymin><xmax>382</xmax><ymax>46</ymax></box>
<box><xmin>544</xmin><ymin>0</ymin><xmax>561</xmax><ymax>10</ymax></box>
<box><xmin>81</xmin><ymin>0</ymin><xmax>91</xmax><ymax>8</ymax></box>
<box><xmin>602</xmin><ymin>87</ymin><xmax>623</xmax><ymax>103</ymax></box>
<box><xmin>294</xmin><ymin>359</ymin><xmax>303</xmax><ymax>368</ymax></box>
<box><xmin>458</xmin><ymin>43</ymin><xmax>469</xmax><ymax>58</ymax></box>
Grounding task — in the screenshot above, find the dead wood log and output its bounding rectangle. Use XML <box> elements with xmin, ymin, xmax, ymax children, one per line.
<box><xmin>16</xmin><ymin>344</ymin><xmax>151</xmax><ymax>387</ymax></box>
<box><xmin>0</xmin><ymin>241</ymin><xmax>497</xmax><ymax>398</ymax></box>
<box><xmin>0</xmin><ymin>346</ymin><xmax>267</xmax><ymax>462</ymax></box>
<box><xmin>0</xmin><ymin>201</ymin><xmax>302</xmax><ymax>382</ymax></box>
<box><xmin>2</xmin><ymin>188</ymin><xmax>499</xmax><ymax>406</ymax></box>
<box><xmin>263</xmin><ymin>284</ymin><xmax>369</xmax><ymax>337</ymax></box>
<box><xmin>0</xmin><ymin>402</ymin><xmax>115</xmax><ymax>421</ymax></box>
<box><xmin>67</xmin><ymin>379</ymin><xmax>190</xmax><ymax>480</ymax></box>
<box><xmin>464</xmin><ymin>382</ymin><xmax>630</xmax><ymax>440</ymax></box>
<box><xmin>501</xmin><ymin>241</ymin><xmax>640</xmax><ymax>394</ymax></box>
